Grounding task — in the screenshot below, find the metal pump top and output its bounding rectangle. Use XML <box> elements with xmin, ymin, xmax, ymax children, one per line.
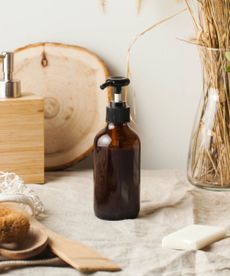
<box><xmin>0</xmin><ymin>52</ymin><xmax>21</xmax><ymax>98</ymax></box>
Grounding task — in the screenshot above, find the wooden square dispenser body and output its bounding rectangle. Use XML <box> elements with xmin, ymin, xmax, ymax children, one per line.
<box><xmin>0</xmin><ymin>52</ymin><xmax>44</xmax><ymax>184</ymax></box>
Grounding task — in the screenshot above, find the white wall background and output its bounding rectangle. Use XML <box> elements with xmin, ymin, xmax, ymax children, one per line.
<box><xmin>0</xmin><ymin>0</ymin><xmax>202</xmax><ymax>170</ymax></box>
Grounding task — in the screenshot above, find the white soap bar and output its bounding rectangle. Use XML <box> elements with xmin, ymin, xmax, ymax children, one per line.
<box><xmin>162</xmin><ymin>224</ymin><xmax>226</xmax><ymax>250</ymax></box>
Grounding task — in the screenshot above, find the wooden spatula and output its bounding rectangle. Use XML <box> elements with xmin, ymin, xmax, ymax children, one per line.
<box><xmin>31</xmin><ymin>218</ymin><xmax>121</xmax><ymax>273</ymax></box>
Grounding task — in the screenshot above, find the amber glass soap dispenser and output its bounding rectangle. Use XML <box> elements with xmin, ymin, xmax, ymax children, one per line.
<box><xmin>94</xmin><ymin>77</ymin><xmax>140</xmax><ymax>220</ymax></box>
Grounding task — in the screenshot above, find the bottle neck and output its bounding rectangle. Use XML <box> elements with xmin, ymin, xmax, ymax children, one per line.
<box><xmin>107</xmin><ymin>122</ymin><xmax>128</xmax><ymax>129</ymax></box>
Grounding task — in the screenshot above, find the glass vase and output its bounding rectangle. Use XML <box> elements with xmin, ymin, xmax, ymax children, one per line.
<box><xmin>187</xmin><ymin>47</ymin><xmax>230</xmax><ymax>190</ymax></box>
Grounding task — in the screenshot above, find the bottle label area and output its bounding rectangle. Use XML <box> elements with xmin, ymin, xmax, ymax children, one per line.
<box><xmin>94</xmin><ymin>146</ymin><xmax>140</xmax><ymax>220</ymax></box>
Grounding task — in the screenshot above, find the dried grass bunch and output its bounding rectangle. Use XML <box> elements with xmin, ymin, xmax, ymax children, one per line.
<box><xmin>185</xmin><ymin>0</ymin><xmax>230</xmax><ymax>49</ymax></box>
<box><xmin>186</xmin><ymin>0</ymin><xmax>230</xmax><ymax>188</ymax></box>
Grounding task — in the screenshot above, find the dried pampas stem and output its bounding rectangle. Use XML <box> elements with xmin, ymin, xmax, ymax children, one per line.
<box><xmin>125</xmin><ymin>8</ymin><xmax>187</xmax><ymax>122</ymax></box>
<box><xmin>136</xmin><ymin>0</ymin><xmax>143</xmax><ymax>15</ymax></box>
<box><xmin>184</xmin><ymin>0</ymin><xmax>200</xmax><ymax>31</ymax></box>
<box><xmin>99</xmin><ymin>0</ymin><xmax>106</xmax><ymax>12</ymax></box>
<box><xmin>126</xmin><ymin>8</ymin><xmax>186</xmax><ymax>78</ymax></box>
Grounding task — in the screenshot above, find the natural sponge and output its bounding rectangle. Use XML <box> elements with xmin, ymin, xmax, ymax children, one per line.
<box><xmin>0</xmin><ymin>207</ymin><xmax>30</xmax><ymax>243</ymax></box>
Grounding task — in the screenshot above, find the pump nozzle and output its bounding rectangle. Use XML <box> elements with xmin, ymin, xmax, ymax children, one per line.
<box><xmin>0</xmin><ymin>52</ymin><xmax>21</xmax><ymax>98</ymax></box>
<box><xmin>100</xmin><ymin>77</ymin><xmax>130</xmax><ymax>94</ymax></box>
<box><xmin>101</xmin><ymin>76</ymin><xmax>130</xmax><ymax>103</ymax></box>
<box><xmin>100</xmin><ymin>76</ymin><xmax>130</xmax><ymax>124</ymax></box>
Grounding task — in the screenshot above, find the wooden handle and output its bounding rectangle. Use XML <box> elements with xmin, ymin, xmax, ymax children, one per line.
<box><xmin>32</xmin><ymin>219</ymin><xmax>121</xmax><ymax>273</ymax></box>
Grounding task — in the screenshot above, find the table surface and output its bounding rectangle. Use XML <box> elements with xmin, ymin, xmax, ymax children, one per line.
<box><xmin>8</xmin><ymin>170</ymin><xmax>230</xmax><ymax>276</ymax></box>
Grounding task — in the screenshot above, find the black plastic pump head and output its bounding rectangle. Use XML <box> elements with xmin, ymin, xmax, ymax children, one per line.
<box><xmin>100</xmin><ymin>76</ymin><xmax>130</xmax><ymax>102</ymax></box>
<box><xmin>100</xmin><ymin>76</ymin><xmax>130</xmax><ymax>124</ymax></box>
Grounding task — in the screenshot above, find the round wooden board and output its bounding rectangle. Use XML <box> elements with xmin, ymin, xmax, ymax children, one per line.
<box><xmin>14</xmin><ymin>42</ymin><xmax>109</xmax><ymax>170</ymax></box>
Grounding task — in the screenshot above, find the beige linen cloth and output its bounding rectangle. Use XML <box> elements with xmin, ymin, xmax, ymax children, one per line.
<box><xmin>4</xmin><ymin>170</ymin><xmax>230</xmax><ymax>276</ymax></box>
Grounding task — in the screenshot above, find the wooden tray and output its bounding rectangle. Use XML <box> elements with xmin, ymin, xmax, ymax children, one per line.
<box><xmin>14</xmin><ymin>42</ymin><xmax>109</xmax><ymax>170</ymax></box>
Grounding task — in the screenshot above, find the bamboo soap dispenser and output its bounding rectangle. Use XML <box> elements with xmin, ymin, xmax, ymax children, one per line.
<box><xmin>0</xmin><ymin>52</ymin><xmax>44</xmax><ymax>184</ymax></box>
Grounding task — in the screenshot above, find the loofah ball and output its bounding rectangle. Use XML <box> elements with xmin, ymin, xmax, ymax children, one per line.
<box><xmin>0</xmin><ymin>207</ymin><xmax>30</xmax><ymax>244</ymax></box>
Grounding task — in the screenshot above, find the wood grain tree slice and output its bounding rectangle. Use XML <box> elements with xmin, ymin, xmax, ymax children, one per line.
<box><xmin>14</xmin><ymin>42</ymin><xmax>110</xmax><ymax>170</ymax></box>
